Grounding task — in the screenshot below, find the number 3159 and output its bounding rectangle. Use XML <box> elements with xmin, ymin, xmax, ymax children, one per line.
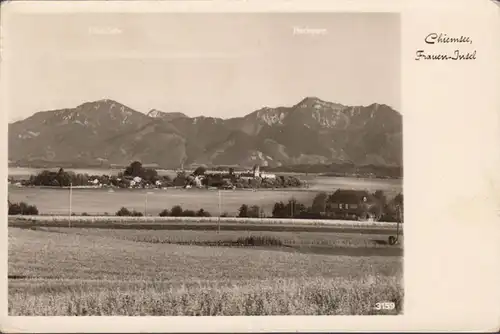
<box><xmin>374</xmin><ymin>302</ymin><xmax>395</xmax><ymax>310</ymax></box>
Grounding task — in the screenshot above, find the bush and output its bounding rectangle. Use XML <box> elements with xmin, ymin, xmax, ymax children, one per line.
<box><xmin>116</xmin><ymin>207</ymin><xmax>132</xmax><ymax>216</ymax></box>
<box><xmin>116</xmin><ymin>207</ymin><xmax>143</xmax><ymax>217</ymax></box>
<box><xmin>235</xmin><ymin>236</ymin><xmax>283</xmax><ymax>247</ymax></box>
<box><xmin>81</xmin><ymin>212</ymin><xmax>89</xmax><ymax>216</ymax></box>
<box><xmin>160</xmin><ymin>207</ymin><xmax>211</xmax><ymax>217</ymax></box>
<box><xmin>196</xmin><ymin>208</ymin><xmax>211</xmax><ymax>217</ymax></box>
<box><xmin>248</xmin><ymin>205</ymin><xmax>261</xmax><ymax>218</ymax></box>
<box><xmin>182</xmin><ymin>210</ymin><xmax>196</xmax><ymax>217</ymax></box>
<box><xmin>159</xmin><ymin>209</ymin><xmax>170</xmax><ymax>217</ymax></box>
<box><xmin>170</xmin><ymin>205</ymin><xmax>184</xmax><ymax>217</ymax></box>
<box><xmin>8</xmin><ymin>202</ymin><xmax>39</xmax><ymax>215</ymax></box>
<box><xmin>238</xmin><ymin>204</ymin><xmax>249</xmax><ymax>218</ymax></box>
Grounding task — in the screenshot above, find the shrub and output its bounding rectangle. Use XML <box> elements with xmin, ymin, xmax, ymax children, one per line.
<box><xmin>159</xmin><ymin>209</ymin><xmax>170</xmax><ymax>217</ymax></box>
<box><xmin>235</xmin><ymin>236</ymin><xmax>283</xmax><ymax>247</ymax></box>
<box><xmin>196</xmin><ymin>208</ymin><xmax>211</xmax><ymax>217</ymax></box>
<box><xmin>8</xmin><ymin>202</ymin><xmax>39</xmax><ymax>215</ymax></box>
<box><xmin>238</xmin><ymin>204</ymin><xmax>249</xmax><ymax>218</ymax></box>
<box><xmin>170</xmin><ymin>205</ymin><xmax>184</xmax><ymax>217</ymax></box>
<box><xmin>131</xmin><ymin>210</ymin><xmax>143</xmax><ymax>217</ymax></box>
<box><xmin>248</xmin><ymin>205</ymin><xmax>261</xmax><ymax>218</ymax></box>
<box><xmin>116</xmin><ymin>207</ymin><xmax>144</xmax><ymax>217</ymax></box>
<box><xmin>116</xmin><ymin>207</ymin><xmax>132</xmax><ymax>216</ymax></box>
<box><xmin>182</xmin><ymin>210</ymin><xmax>196</xmax><ymax>217</ymax></box>
<box><xmin>81</xmin><ymin>212</ymin><xmax>89</xmax><ymax>216</ymax></box>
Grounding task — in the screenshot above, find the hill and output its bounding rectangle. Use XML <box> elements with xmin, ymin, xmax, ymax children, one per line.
<box><xmin>9</xmin><ymin>97</ymin><xmax>402</xmax><ymax>170</ymax></box>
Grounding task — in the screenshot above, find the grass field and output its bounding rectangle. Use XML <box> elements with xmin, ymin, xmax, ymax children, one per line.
<box><xmin>9</xmin><ymin>226</ymin><xmax>403</xmax><ymax>316</ymax></box>
<box><xmin>9</xmin><ymin>187</ymin><xmax>318</xmax><ymax>216</ymax></box>
<box><xmin>8</xmin><ymin>175</ymin><xmax>402</xmax><ymax>217</ymax></box>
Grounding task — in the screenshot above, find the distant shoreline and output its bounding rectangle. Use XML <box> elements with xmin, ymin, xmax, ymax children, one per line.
<box><xmin>8</xmin><ymin>163</ymin><xmax>403</xmax><ymax>180</ymax></box>
<box><xmin>8</xmin><ymin>184</ymin><xmax>317</xmax><ymax>192</ymax></box>
<box><xmin>8</xmin><ymin>167</ymin><xmax>402</xmax><ymax>181</ymax></box>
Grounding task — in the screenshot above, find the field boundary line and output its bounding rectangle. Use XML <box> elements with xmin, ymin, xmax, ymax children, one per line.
<box><xmin>8</xmin><ymin>215</ymin><xmax>403</xmax><ymax>229</ymax></box>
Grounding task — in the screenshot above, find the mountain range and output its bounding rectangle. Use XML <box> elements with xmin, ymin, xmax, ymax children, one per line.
<box><xmin>8</xmin><ymin>97</ymin><xmax>403</xmax><ymax>169</ymax></box>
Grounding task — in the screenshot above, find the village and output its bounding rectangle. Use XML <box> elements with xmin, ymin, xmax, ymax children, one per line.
<box><xmin>8</xmin><ymin>163</ymin><xmax>302</xmax><ymax>191</ymax></box>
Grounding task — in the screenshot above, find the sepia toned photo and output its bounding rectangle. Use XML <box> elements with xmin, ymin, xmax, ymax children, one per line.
<box><xmin>6</xmin><ymin>12</ymin><xmax>403</xmax><ymax>316</ymax></box>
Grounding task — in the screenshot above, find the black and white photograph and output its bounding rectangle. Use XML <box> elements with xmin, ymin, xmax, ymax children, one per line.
<box><xmin>5</xmin><ymin>11</ymin><xmax>403</xmax><ymax>316</ymax></box>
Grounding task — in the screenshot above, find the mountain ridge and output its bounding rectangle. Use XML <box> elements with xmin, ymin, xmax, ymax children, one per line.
<box><xmin>9</xmin><ymin>97</ymin><xmax>403</xmax><ymax>170</ymax></box>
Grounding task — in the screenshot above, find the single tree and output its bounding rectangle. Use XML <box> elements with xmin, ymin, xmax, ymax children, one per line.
<box><xmin>193</xmin><ymin>166</ymin><xmax>207</xmax><ymax>176</ymax></box>
<box><xmin>311</xmin><ymin>192</ymin><xmax>328</xmax><ymax>214</ymax></box>
<box><xmin>248</xmin><ymin>205</ymin><xmax>261</xmax><ymax>218</ymax></box>
<box><xmin>238</xmin><ymin>204</ymin><xmax>249</xmax><ymax>218</ymax></box>
<box><xmin>124</xmin><ymin>161</ymin><xmax>144</xmax><ymax>177</ymax></box>
<box><xmin>272</xmin><ymin>201</ymin><xmax>287</xmax><ymax>218</ymax></box>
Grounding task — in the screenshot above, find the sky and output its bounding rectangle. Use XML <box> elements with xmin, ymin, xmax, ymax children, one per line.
<box><xmin>3</xmin><ymin>12</ymin><xmax>400</xmax><ymax>122</ymax></box>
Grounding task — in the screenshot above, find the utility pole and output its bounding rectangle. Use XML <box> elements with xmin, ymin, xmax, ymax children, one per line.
<box><xmin>145</xmin><ymin>192</ymin><xmax>154</xmax><ymax>217</ymax></box>
<box><xmin>68</xmin><ymin>182</ymin><xmax>73</xmax><ymax>228</ymax></box>
<box><xmin>217</xmin><ymin>190</ymin><xmax>221</xmax><ymax>234</ymax></box>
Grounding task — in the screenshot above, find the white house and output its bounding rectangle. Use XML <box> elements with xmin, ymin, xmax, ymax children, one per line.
<box><xmin>260</xmin><ymin>172</ymin><xmax>276</xmax><ymax>179</ymax></box>
<box><xmin>193</xmin><ymin>176</ymin><xmax>203</xmax><ymax>188</ymax></box>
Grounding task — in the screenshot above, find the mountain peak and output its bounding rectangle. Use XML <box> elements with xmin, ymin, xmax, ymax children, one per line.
<box><xmin>74</xmin><ymin>99</ymin><xmax>134</xmax><ymax>114</ymax></box>
<box><xmin>295</xmin><ymin>96</ymin><xmax>345</xmax><ymax>110</ymax></box>
<box><xmin>147</xmin><ymin>109</ymin><xmax>165</xmax><ymax>118</ymax></box>
<box><xmin>147</xmin><ymin>109</ymin><xmax>188</xmax><ymax>121</ymax></box>
<box><xmin>300</xmin><ymin>96</ymin><xmax>323</xmax><ymax>103</ymax></box>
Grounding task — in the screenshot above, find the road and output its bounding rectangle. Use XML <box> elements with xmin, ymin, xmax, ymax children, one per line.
<box><xmin>9</xmin><ymin>215</ymin><xmax>403</xmax><ymax>235</ymax></box>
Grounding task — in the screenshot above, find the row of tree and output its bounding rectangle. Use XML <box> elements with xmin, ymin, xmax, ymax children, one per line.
<box><xmin>269</xmin><ymin>191</ymin><xmax>403</xmax><ymax>222</ymax></box>
<box><xmin>22</xmin><ymin>163</ymin><xmax>174</xmax><ymax>188</ymax></box>
<box><xmin>8</xmin><ymin>201</ymin><xmax>39</xmax><ymax>215</ymax></box>
<box><xmin>159</xmin><ymin>206</ymin><xmax>212</xmax><ymax>217</ymax></box>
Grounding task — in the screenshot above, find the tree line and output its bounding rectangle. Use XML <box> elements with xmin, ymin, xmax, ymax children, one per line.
<box><xmin>115</xmin><ymin>190</ymin><xmax>403</xmax><ymax>222</ymax></box>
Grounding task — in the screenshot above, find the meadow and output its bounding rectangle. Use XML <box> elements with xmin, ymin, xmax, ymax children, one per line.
<box><xmin>9</xmin><ymin>186</ymin><xmax>318</xmax><ymax>216</ymax></box>
<box><xmin>8</xmin><ymin>225</ymin><xmax>403</xmax><ymax>316</ymax></box>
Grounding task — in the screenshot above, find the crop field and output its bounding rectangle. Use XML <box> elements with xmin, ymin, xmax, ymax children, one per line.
<box><xmin>9</xmin><ymin>225</ymin><xmax>403</xmax><ymax>316</ymax></box>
